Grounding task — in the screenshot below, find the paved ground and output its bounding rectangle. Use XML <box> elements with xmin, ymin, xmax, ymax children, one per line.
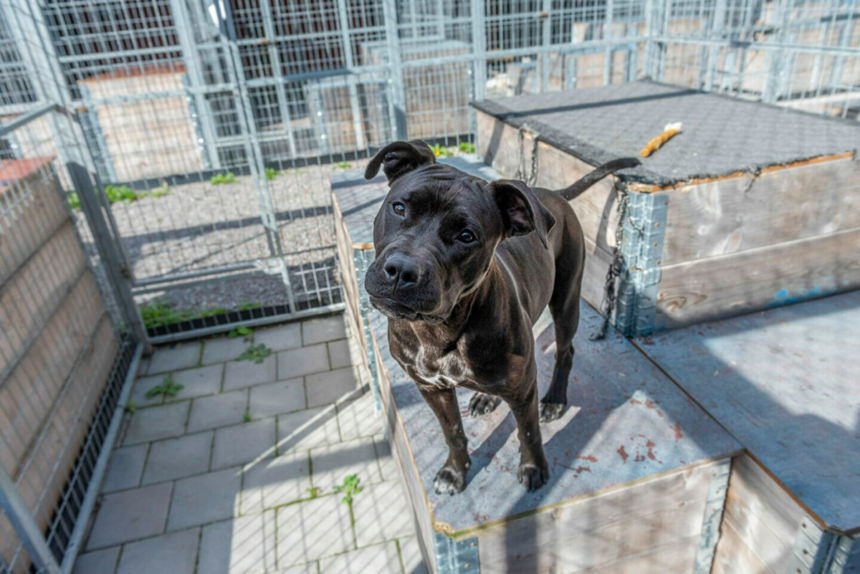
<box><xmin>74</xmin><ymin>313</ymin><xmax>426</xmax><ymax>574</ymax></box>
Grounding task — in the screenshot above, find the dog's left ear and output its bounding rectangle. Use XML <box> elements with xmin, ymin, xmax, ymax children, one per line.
<box><xmin>365</xmin><ymin>140</ymin><xmax>436</xmax><ymax>183</ymax></box>
<box><xmin>490</xmin><ymin>180</ymin><xmax>556</xmax><ymax>249</ymax></box>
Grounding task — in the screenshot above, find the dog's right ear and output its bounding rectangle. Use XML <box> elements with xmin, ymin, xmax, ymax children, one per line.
<box><xmin>365</xmin><ymin>141</ymin><xmax>436</xmax><ymax>183</ymax></box>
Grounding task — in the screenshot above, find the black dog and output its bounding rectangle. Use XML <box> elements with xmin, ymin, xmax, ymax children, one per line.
<box><xmin>364</xmin><ymin>140</ymin><xmax>638</xmax><ymax>494</ymax></box>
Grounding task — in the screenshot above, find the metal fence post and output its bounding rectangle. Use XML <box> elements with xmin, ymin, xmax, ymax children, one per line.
<box><xmin>169</xmin><ymin>0</ymin><xmax>223</xmax><ymax>169</ymax></box>
<box><xmin>604</xmin><ymin>0</ymin><xmax>615</xmax><ymax>85</ymax></box>
<box><xmin>471</xmin><ymin>0</ymin><xmax>487</xmax><ymax>102</ymax></box>
<box><xmin>335</xmin><ymin>0</ymin><xmax>366</xmax><ymax>150</ymax></box>
<box><xmin>383</xmin><ymin>0</ymin><xmax>407</xmax><ymax>140</ymax></box>
<box><xmin>67</xmin><ymin>163</ymin><xmax>150</xmax><ymax>346</ymax></box>
<box><xmin>0</xmin><ymin>465</ymin><xmax>63</xmax><ymax>574</ymax></box>
<box><xmin>541</xmin><ymin>0</ymin><xmax>553</xmax><ymax>92</ymax></box>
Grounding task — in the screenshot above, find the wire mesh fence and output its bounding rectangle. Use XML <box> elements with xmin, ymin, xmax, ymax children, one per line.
<box><xmin>2</xmin><ymin>0</ymin><xmax>855</xmax><ymax>345</ymax></box>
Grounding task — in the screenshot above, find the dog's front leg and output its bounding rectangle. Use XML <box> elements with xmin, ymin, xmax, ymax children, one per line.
<box><xmin>506</xmin><ymin>383</ymin><xmax>550</xmax><ymax>491</ymax></box>
<box><xmin>417</xmin><ymin>385</ymin><xmax>471</xmax><ymax>495</ymax></box>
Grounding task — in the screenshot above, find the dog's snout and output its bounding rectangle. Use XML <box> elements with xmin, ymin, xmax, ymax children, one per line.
<box><xmin>383</xmin><ymin>253</ymin><xmax>420</xmax><ymax>290</ymax></box>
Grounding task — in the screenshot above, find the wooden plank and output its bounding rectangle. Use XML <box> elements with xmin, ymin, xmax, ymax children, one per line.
<box><xmin>0</xmin><ymin>167</ymin><xmax>68</xmax><ymax>286</ymax></box>
<box><xmin>332</xmin><ymin>194</ymin><xmax>367</xmax><ymax>366</ymax></box>
<box><xmin>374</xmin><ymin>319</ymin><xmax>438</xmax><ymax>573</ymax></box>
<box><xmin>660</xmin><ymin>157</ymin><xmax>860</xmax><ymax>266</ymax></box>
<box><xmin>476</xmin><ymin>460</ymin><xmax>716</xmax><ymax>573</ymax></box>
<box><xmin>711</xmin><ymin>517</ymin><xmax>773</xmax><ymax>574</ymax></box>
<box><xmin>0</xmin><ymin>270</ymin><xmax>105</xmax><ymax>478</ymax></box>
<box><xmin>582</xmin><ymin>235</ymin><xmax>614</xmax><ymax>316</ymax></box>
<box><xmin>19</xmin><ymin>316</ymin><xmax>118</xmax><ymax>523</ymax></box>
<box><xmin>0</xmin><ymin>222</ymin><xmax>87</xmax><ymax>375</ymax></box>
<box><xmin>655</xmin><ymin>227</ymin><xmax>860</xmax><ymax>330</ymax></box>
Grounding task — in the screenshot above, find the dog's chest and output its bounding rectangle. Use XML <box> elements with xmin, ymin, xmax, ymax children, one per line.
<box><xmin>399</xmin><ymin>344</ymin><xmax>474</xmax><ymax>389</ymax></box>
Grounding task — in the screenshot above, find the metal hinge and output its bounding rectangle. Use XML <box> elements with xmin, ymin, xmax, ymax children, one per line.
<box><xmin>693</xmin><ymin>458</ymin><xmax>731</xmax><ymax>574</ymax></box>
<box><xmin>435</xmin><ymin>533</ymin><xmax>480</xmax><ymax>573</ymax></box>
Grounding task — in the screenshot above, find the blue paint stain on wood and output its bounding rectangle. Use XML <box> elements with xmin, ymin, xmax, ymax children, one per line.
<box><xmin>637</xmin><ymin>290</ymin><xmax>860</xmax><ymax>531</ymax></box>
<box><xmin>367</xmin><ymin>303</ymin><xmax>740</xmax><ymax>533</ymax></box>
<box><xmin>769</xmin><ymin>285</ymin><xmax>836</xmax><ymax>308</ymax></box>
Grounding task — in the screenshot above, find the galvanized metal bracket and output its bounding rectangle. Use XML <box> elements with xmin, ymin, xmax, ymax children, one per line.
<box><xmin>615</xmin><ymin>191</ymin><xmax>668</xmax><ymax>337</ymax></box>
<box><xmin>353</xmin><ymin>248</ymin><xmax>383</xmax><ymax>416</ymax></box>
<box><xmin>693</xmin><ymin>458</ymin><xmax>731</xmax><ymax>574</ymax></box>
<box><xmin>435</xmin><ymin>533</ymin><xmax>480</xmax><ymax>574</ymax></box>
<box><xmin>787</xmin><ymin>517</ymin><xmax>837</xmax><ymax>574</ymax></box>
<box><xmin>827</xmin><ymin>533</ymin><xmax>860</xmax><ymax>574</ymax></box>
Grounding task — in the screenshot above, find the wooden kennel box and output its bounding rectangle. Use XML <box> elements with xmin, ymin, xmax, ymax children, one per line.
<box><xmin>331</xmin><ymin>161</ymin><xmax>742</xmax><ymax>574</ymax></box>
<box><xmin>639</xmin><ymin>289</ymin><xmax>860</xmax><ymax>574</ymax></box>
<box><xmin>473</xmin><ymin>80</ymin><xmax>860</xmax><ymax>336</ymax></box>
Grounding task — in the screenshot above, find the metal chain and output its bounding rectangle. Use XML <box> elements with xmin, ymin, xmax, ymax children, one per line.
<box><xmin>514</xmin><ymin>124</ymin><xmax>539</xmax><ymax>186</ymax></box>
<box><xmin>590</xmin><ymin>185</ymin><xmax>630</xmax><ymax>341</ymax></box>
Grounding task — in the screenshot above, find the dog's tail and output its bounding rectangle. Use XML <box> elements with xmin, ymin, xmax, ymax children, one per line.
<box><xmin>557</xmin><ymin>157</ymin><xmax>641</xmax><ymax>201</ymax></box>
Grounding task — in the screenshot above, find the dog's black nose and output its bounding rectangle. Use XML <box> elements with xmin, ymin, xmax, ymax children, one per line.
<box><xmin>383</xmin><ymin>253</ymin><xmax>419</xmax><ymax>290</ymax></box>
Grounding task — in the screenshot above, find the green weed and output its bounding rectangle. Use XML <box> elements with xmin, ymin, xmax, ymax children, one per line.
<box><xmin>145</xmin><ymin>375</ymin><xmax>184</xmax><ymax>399</ymax></box>
<box><xmin>459</xmin><ymin>142</ymin><xmax>476</xmax><ymax>153</ymax></box>
<box><xmin>211</xmin><ymin>172</ymin><xmax>238</xmax><ymax>185</ymax></box>
<box><xmin>228</xmin><ymin>326</ymin><xmax>254</xmax><ymax>339</ymax></box>
<box><xmin>237</xmin><ymin>343</ymin><xmax>272</xmax><ymax>364</ymax></box>
<box><xmin>332</xmin><ymin>474</ymin><xmax>363</xmax><ymax>506</ymax></box>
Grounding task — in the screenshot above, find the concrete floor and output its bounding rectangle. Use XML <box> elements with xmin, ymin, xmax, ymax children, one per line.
<box><xmin>73</xmin><ymin>314</ymin><xmax>426</xmax><ymax>574</ymax></box>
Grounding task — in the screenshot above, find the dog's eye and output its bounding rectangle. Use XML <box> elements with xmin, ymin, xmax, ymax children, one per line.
<box><xmin>392</xmin><ymin>202</ymin><xmax>406</xmax><ymax>216</ymax></box>
<box><xmin>458</xmin><ymin>230</ymin><xmax>476</xmax><ymax>243</ymax></box>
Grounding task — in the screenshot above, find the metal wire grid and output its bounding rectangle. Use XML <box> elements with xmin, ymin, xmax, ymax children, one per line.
<box><xmin>0</xmin><ymin>112</ymin><xmax>129</xmax><ymax>573</ymax></box>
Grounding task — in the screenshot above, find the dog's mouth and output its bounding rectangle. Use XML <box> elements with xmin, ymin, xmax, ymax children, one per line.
<box><xmin>369</xmin><ymin>296</ymin><xmax>444</xmax><ymax>324</ymax></box>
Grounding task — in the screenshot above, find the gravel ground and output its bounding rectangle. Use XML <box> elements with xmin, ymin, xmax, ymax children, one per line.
<box><xmin>79</xmin><ymin>159</ymin><xmax>370</xmax><ymax>318</ymax></box>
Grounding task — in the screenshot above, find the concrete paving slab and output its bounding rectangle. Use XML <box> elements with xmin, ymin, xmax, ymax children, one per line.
<box><xmin>277</xmin><ymin>344</ymin><xmax>330</xmax><ymax>380</ymax></box>
<box><xmin>202</xmin><ymin>336</ymin><xmax>253</xmax><ymax>366</ymax></box>
<box><xmin>197</xmin><ymin>513</ymin><xmax>277</xmax><ymax>574</ymax></box>
<box><xmin>302</xmin><ymin>315</ymin><xmax>347</xmax><ymax>346</ymax></box>
<box><xmin>147</xmin><ymin>343</ymin><xmax>201</xmax><ymax>375</ymax></box>
<box><xmin>337</xmin><ymin>393</ymin><xmax>382</xmax><ymax>441</ymax></box>
<box><xmin>101</xmin><ymin>444</ymin><xmax>147</xmax><ymax>493</ymax></box>
<box><xmin>123</xmin><ymin>401</ymin><xmax>189</xmax><ymax>446</ymax></box>
<box><xmin>224</xmin><ymin>354</ymin><xmax>278</xmax><ymax>391</ymax></box>
<box><xmin>142</xmin><ymin>431</ymin><xmax>213</xmax><ymax>485</ymax></box>
<box><xmin>310</xmin><ymin>438</ymin><xmax>383</xmax><ymax>491</ymax></box>
<box><xmin>115</xmin><ymin>528</ymin><xmax>199</xmax><ymax>574</ymax></box>
<box><xmin>212</xmin><ymin>419</ymin><xmax>276</xmax><ymax>470</ymax></box>
<box><xmin>276</xmin><ymin>406</ymin><xmax>341</xmax><ymax>453</ymax></box>
<box><xmin>167</xmin><ymin>364</ymin><xmax>223</xmax><ymax>401</ymax></box>
<box><xmin>86</xmin><ymin>483</ymin><xmax>172</xmax><ymax>550</ymax></box>
<box><xmin>254</xmin><ymin>323</ymin><xmax>302</xmax><ymax>351</ymax></box>
<box><xmin>72</xmin><ymin>546</ymin><xmax>120</xmax><ymax>574</ymax></box>
<box><xmin>353</xmin><ymin>481</ymin><xmax>415</xmax><ymax>547</ymax></box>
<box><xmin>276</xmin><ymin>495</ymin><xmax>353</xmax><ymax>567</ymax></box>
<box><xmin>241</xmin><ymin>452</ymin><xmax>311</xmax><ymax>515</ymax></box>
<box><xmin>318</xmin><ymin>541</ymin><xmax>404</xmax><ymax>574</ymax></box>
<box><xmin>187</xmin><ymin>390</ymin><xmax>247</xmax><ymax>433</ymax></box>
<box><xmin>248</xmin><ymin>378</ymin><xmax>305</xmax><ymax>419</ymax></box>
<box><xmin>167</xmin><ymin>466</ymin><xmax>242</xmax><ymax>531</ymax></box>
<box><xmin>306</xmin><ymin>367</ymin><xmax>359</xmax><ymax>408</ymax></box>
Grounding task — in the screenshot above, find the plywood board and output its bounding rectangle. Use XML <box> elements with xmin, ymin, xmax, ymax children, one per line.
<box><xmin>659</xmin><ymin>157</ymin><xmax>860</xmax><ymax>266</ymax></box>
<box><xmin>19</xmin><ymin>316</ymin><xmax>118</xmax><ymax>523</ymax></box>
<box><xmin>655</xmin><ymin>227</ymin><xmax>860</xmax><ymax>329</ymax></box>
<box><xmin>0</xmin><ymin>222</ymin><xmax>87</xmax><ymax>374</ymax></box>
<box><xmin>0</xmin><ymin>271</ymin><xmax>105</xmax><ymax>477</ymax></box>
<box><xmin>636</xmin><ymin>291</ymin><xmax>860</xmax><ymax>531</ymax></box>
<box><xmin>0</xmin><ymin>167</ymin><xmax>68</xmax><ymax>286</ymax></box>
<box><xmin>368</xmin><ymin>300</ymin><xmax>739</xmax><ymax>536</ymax></box>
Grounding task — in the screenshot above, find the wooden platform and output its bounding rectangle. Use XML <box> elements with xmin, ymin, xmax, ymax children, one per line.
<box><xmin>332</xmin><ymin>158</ymin><xmax>741</xmax><ymax>573</ymax></box>
<box><xmin>331</xmin><ymin>155</ymin><xmax>858</xmax><ymax>574</ymax></box>
<box><xmin>473</xmin><ymin>81</ymin><xmax>860</xmax><ymax>336</ymax></box>
<box><xmin>634</xmin><ymin>291</ymin><xmax>860</xmax><ymax>573</ymax></box>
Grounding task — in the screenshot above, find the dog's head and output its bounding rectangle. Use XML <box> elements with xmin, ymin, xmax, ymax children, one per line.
<box><xmin>364</xmin><ymin>140</ymin><xmax>555</xmax><ymax>324</ymax></box>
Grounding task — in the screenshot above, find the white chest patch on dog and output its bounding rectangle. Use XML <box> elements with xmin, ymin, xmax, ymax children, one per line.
<box><xmin>409</xmin><ymin>347</ymin><xmax>473</xmax><ymax>389</ymax></box>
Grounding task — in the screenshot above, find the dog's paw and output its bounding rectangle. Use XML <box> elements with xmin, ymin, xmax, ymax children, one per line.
<box><xmin>518</xmin><ymin>463</ymin><xmax>550</xmax><ymax>492</ymax></box>
<box><xmin>469</xmin><ymin>393</ymin><xmax>500</xmax><ymax>417</ymax></box>
<box><xmin>434</xmin><ymin>466</ymin><xmax>467</xmax><ymax>496</ymax></box>
<box><xmin>539</xmin><ymin>401</ymin><xmax>566</xmax><ymax>423</ymax></box>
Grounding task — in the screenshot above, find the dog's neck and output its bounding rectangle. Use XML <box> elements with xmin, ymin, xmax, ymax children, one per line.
<box><xmin>405</xmin><ymin>257</ymin><xmax>509</xmax><ymax>352</ymax></box>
